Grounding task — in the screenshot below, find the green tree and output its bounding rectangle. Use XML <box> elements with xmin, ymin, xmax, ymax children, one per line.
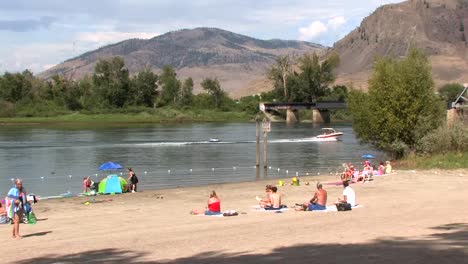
<box><xmin>438</xmin><ymin>83</ymin><xmax>464</xmax><ymax>107</ymax></box>
<box><xmin>158</xmin><ymin>65</ymin><xmax>181</xmax><ymax>106</ymax></box>
<box><xmin>180</xmin><ymin>77</ymin><xmax>194</xmax><ymax>107</ymax></box>
<box><xmin>92</xmin><ymin>57</ymin><xmax>130</xmax><ymax>108</ymax></box>
<box><xmin>348</xmin><ymin>46</ymin><xmax>445</xmax><ymax>157</ymax></box>
<box><xmin>201</xmin><ymin>78</ymin><xmax>225</xmax><ymax>108</ymax></box>
<box><xmin>130</xmin><ymin>68</ymin><xmax>158</xmax><ymax>107</ymax></box>
<box><xmin>268</xmin><ymin>55</ymin><xmax>292</xmax><ymax>101</ymax></box>
<box><xmin>0</xmin><ymin>70</ymin><xmax>34</xmax><ymax>103</ymax></box>
<box><xmin>298</xmin><ymin>52</ymin><xmax>340</xmax><ymax>102</ymax></box>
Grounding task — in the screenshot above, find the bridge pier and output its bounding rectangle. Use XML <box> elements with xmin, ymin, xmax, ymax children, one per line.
<box><xmin>312</xmin><ymin>109</ymin><xmax>330</xmax><ymax>123</ymax></box>
<box><xmin>286</xmin><ymin>109</ymin><xmax>299</xmax><ymax>123</ymax></box>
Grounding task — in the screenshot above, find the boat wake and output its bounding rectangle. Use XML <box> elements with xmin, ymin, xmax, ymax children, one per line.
<box><xmin>131</xmin><ymin>137</ymin><xmax>337</xmax><ymax>147</ymax></box>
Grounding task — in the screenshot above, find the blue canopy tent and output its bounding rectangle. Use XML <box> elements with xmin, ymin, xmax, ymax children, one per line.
<box><xmin>97</xmin><ymin>162</ymin><xmax>126</xmax><ymax>194</ymax></box>
<box><xmin>99</xmin><ymin>161</ymin><xmax>123</xmax><ymax>171</ymax></box>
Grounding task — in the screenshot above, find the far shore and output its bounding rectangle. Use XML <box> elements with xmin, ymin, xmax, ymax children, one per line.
<box><xmin>1</xmin><ymin>168</ymin><xmax>467</xmax><ymax>263</ymax></box>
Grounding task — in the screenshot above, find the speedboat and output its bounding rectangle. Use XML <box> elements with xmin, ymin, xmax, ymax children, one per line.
<box><xmin>209</xmin><ymin>138</ymin><xmax>220</xmax><ymax>143</ymax></box>
<box><xmin>315</xmin><ymin>128</ymin><xmax>343</xmax><ymax>140</ymax></box>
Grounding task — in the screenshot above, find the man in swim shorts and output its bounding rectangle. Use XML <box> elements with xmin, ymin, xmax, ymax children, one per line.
<box><xmin>304</xmin><ymin>182</ymin><xmax>327</xmax><ymax>211</ymax></box>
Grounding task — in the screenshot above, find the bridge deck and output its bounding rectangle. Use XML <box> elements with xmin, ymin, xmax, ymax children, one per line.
<box><xmin>260</xmin><ymin>102</ymin><xmax>346</xmax><ymax>110</ymax></box>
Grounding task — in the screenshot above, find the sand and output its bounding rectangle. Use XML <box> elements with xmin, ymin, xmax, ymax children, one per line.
<box><xmin>1</xmin><ymin>169</ymin><xmax>467</xmax><ymax>264</ymax></box>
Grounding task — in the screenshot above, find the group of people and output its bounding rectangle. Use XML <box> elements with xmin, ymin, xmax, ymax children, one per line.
<box><xmin>341</xmin><ymin>160</ymin><xmax>393</xmax><ymax>183</ymax></box>
<box><xmin>82</xmin><ymin>167</ymin><xmax>139</xmax><ymax>194</ymax></box>
<box><xmin>291</xmin><ymin>180</ymin><xmax>356</xmax><ymax>212</ymax></box>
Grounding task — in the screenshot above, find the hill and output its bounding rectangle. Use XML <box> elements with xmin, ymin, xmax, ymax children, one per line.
<box><xmin>40</xmin><ymin>28</ymin><xmax>324</xmax><ymax>97</ymax></box>
<box><xmin>332</xmin><ymin>0</ymin><xmax>468</xmax><ymax>89</ymax></box>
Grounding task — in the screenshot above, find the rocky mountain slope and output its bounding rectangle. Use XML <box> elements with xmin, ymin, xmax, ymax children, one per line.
<box><xmin>332</xmin><ymin>0</ymin><xmax>468</xmax><ymax>89</ymax></box>
<box><xmin>41</xmin><ymin>28</ymin><xmax>324</xmax><ymax>97</ymax></box>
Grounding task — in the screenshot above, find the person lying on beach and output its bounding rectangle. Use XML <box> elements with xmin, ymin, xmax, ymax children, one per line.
<box><xmin>335</xmin><ymin>180</ymin><xmax>356</xmax><ymax>207</ymax></box>
<box><xmin>264</xmin><ymin>187</ymin><xmax>281</xmax><ymax>210</ymax></box>
<box><xmin>191</xmin><ymin>191</ymin><xmax>221</xmax><ymax>215</ymax></box>
<box><xmin>297</xmin><ymin>182</ymin><xmax>327</xmax><ymax>211</ymax></box>
<box><xmin>256</xmin><ymin>185</ymin><xmax>272</xmax><ymax>208</ymax></box>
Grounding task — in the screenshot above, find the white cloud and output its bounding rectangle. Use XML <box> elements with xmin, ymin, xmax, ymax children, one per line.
<box><xmin>298</xmin><ymin>21</ymin><xmax>328</xmax><ymax>41</ymax></box>
<box><xmin>298</xmin><ymin>16</ymin><xmax>347</xmax><ymax>41</ymax></box>
<box><xmin>327</xmin><ymin>16</ymin><xmax>346</xmax><ymax>30</ymax></box>
<box><xmin>76</xmin><ymin>31</ymin><xmax>158</xmax><ymax>44</ymax></box>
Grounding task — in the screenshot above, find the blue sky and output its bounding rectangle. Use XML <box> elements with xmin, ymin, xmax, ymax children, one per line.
<box><xmin>0</xmin><ymin>0</ymin><xmax>403</xmax><ymax>74</ymax></box>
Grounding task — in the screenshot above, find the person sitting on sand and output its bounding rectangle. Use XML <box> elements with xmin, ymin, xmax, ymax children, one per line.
<box><xmin>385</xmin><ymin>161</ymin><xmax>392</xmax><ymax>174</ymax></box>
<box><xmin>335</xmin><ymin>180</ymin><xmax>356</xmax><ymax>207</ymax></box>
<box><xmin>298</xmin><ymin>182</ymin><xmax>327</xmax><ymax>211</ymax></box>
<box><xmin>378</xmin><ymin>162</ymin><xmax>385</xmax><ymax>175</ymax></box>
<box><xmin>82</xmin><ymin>176</ymin><xmax>92</xmax><ymax>193</ymax></box>
<box><xmin>191</xmin><ymin>191</ymin><xmax>221</xmax><ymax>215</ymax></box>
<box><xmin>0</xmin><ymin>202</ymin><xmax>8</xmax><ymax>224</ymax></box>
<box><xmin>256</xmin><ymin>185</ymin><xmax>272</xmax><ymax>208</ymax></box>
<box><xmin>264</xmin><ymin>187</ymin><xmax>281</xmax><ymax>210</ymax></box>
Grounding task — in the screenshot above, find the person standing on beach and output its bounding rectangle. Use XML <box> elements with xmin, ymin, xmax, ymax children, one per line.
<box><xmin>5</xmin><ymin>179</ymin><xmax>25</xmax><ymax>239</ymax></box>
<box><xmin>301</xmin><ymin>182</ymin><xmax>327</xmax><ymax>211</ymax></box>
<box><xmin>127</xmin><ymin>168</ymin><xmax>139</xmax><ymax>193</ymax></box>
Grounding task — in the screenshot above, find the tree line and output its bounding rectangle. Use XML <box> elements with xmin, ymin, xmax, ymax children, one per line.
<box><xmin>0</xmin><ymin>57</ymin><xmax>239</xmax><ymax>117</ymax></box>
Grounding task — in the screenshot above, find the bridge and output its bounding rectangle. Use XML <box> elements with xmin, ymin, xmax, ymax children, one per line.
<box><xmin>259</xmin><ymin>101</ymin><xmax>347</xmax><ymax>123</ymax></box>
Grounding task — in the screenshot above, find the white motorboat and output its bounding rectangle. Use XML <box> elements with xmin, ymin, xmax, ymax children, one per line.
<box><xmin>315</xmin><ymin>128</ymin><xmax>344</xmax><ymax>140</ymax></box>
<box><xmin>209</xmin><ymin>138</ymin><xmax>220</xmax><ymax>143</ymax></box>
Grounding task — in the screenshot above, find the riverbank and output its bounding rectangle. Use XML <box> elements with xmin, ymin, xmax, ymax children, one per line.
<box><xmin>1</xmin><ymin>169</ymin><xmax>467</xmax><ymax>263</ymax></box>
<box><xmin>0</xmin><ymin>108</ymin><xmax>253</xmax><ymax>124</ymax></box>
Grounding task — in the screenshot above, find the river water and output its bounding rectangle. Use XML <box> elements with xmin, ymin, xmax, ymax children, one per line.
<box><xmin>0</xmin><ymin>122</ymin><xmax>385</xmax><ymax>197</ymax></box>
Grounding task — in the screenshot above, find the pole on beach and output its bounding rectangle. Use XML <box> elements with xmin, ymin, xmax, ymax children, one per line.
<box><xmin>263</xmin><ymin>130</ymin><xmax>268</xmax><ymax>169</ymax></box>
<box><xmin>262</xmin><ymin>118</ymin><xmax>271</xmax><ymax>172</ymax></box>
<box><xmin>256</xmin><ymin>120</ymin><xmax>260</xmax><ymax>168</ymax></box>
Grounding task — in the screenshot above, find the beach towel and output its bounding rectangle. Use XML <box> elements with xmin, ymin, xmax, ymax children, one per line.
<box><xmin>251</xmin><ymin>206</ymin><xmax>289</xmax><ymax>212</ymax></box>
<box><xmin>312</xmin><ymin>204</ymin><xmax>364</xmax><ymax>212</ymax></box>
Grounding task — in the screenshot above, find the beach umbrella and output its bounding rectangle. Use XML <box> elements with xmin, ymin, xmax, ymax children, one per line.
<box><xmin>98</xmin><ymin>161</ymin><xmax>123</xmax><ymax>171</ymax></box>
<box><xmin>361</xmin><ymin>154</ymin><xmax>375</xmax><ymax>159</ymax></box>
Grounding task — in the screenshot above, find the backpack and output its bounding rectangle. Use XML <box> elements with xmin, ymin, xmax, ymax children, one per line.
<box><xmin>336</xmin><ymin>203</ymin><xmax>352</xmax><ymax>211</ymax></box>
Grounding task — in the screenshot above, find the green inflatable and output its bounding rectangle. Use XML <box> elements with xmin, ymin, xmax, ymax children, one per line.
<box><xmin>98</xmin><ymin>175</ymin><xmax>128</xmax><ymax>194</ymax></box>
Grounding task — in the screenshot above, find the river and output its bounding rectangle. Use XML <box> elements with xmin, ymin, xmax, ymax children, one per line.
<box><xmin>0</xmin><ymin>122</ymin><xmax>385</xmax><ymax>197</ymax></box>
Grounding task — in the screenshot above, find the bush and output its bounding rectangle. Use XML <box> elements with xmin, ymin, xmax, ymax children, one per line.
<box><xmin>0</xmin><ymin>100</ymin><xmax>16</xmax><ymax>117</ymax></box>
<box><xmin>417</xmin><ymin>123</ymin><xmax>468</xmax><ymax>154</ymax></box>
<box><xmin>15</xmin><ymin>100</ymin><xmax>70</xmax><ymax>117</ymax></box>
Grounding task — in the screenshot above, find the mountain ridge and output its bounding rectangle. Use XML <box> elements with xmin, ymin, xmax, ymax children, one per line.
<box><xmin>41</xmin><ymin>27</ymin><xmax>324</xmax><ymax>97</ymax></box>
<box><xmin>332</xmin><ymin>0</ymin><xmax>468</xmax><ymax>89</ymax></box>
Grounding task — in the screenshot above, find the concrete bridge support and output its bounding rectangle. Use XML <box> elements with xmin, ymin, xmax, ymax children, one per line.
<box><xmin>286</xmin><ymin>109</ymin><xmax>299</xmax><ymax>123</ymax></box>
<box><xmin>312</xmin><ymin>109</ymin><xmax>331</xmax><ymax>123</ymax></box>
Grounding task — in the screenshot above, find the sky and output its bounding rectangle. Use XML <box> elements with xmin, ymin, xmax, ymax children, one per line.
<box><xmin>0</xmin><ymin>0</ymin><xmax>404</xmax><ymax>74</ymax></box>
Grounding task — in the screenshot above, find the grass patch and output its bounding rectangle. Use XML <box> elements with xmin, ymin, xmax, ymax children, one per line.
<box><xmin>0</xmin><ymin>108</ymin><xmax>253</xmax><ymax>124</ymax></box>
<box><xmin>397</xmin><ymin>152</ymin><xmax>468</xmax><ymax>170</ymax></box>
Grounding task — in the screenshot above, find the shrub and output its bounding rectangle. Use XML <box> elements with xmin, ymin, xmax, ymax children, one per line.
<box><xmin>417</xmin><ymin>123</ymin><xmax>468</xmax><ymax>154</ymax></box>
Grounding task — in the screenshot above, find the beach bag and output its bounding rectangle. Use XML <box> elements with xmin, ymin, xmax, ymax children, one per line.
<box><xmin>27</xmin><ymin>212</ymin><xmax>36</xmax><ymax>224</ymax></box>
<box><xmin>336</xmin><ymin>203</ymin><xmax>352</xmax><ymax>211</ymax></box>
<box><xmin>223</xmin><ymin>210</ymin><xmax>238</xmax><ymax>217</ymax></box>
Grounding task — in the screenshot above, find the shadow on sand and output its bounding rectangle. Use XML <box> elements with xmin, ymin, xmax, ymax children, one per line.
<box><xmin>17</xmin><ymin>223</ymin><xmax>468</xmax><ymax>264</ymax></box>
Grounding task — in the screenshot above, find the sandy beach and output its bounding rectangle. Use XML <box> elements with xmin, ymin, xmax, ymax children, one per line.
<box><xmin>1</xmin><ymin>169</ymin><xmax>467</xmax><ymax>263</ymax></box>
